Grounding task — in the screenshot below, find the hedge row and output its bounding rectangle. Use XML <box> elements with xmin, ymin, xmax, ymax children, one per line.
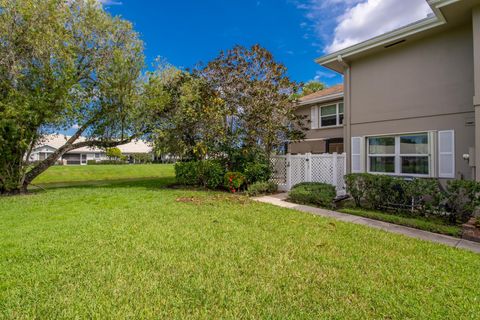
<box><xmin>345</xmin><ymin>173</ymin><xmax>480</xmax><ymax>223</ymax></box>
<box><xmin>175</xmin><ymin>160</ymin><xmax>277</xmax><ymax>195</ymax></box>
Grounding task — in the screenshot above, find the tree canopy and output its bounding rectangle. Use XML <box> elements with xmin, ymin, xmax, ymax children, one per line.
<box><xmin>300</xmin><ymin>81</ymin><xmax>325</xmax><ymax>97</ymax></box>
<box><xmin>0</xmin><ymin>0</ymin><xmax>168</xmax><ymax>194</ymax></box>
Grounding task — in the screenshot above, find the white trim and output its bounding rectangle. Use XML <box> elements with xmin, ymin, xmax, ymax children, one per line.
<box><xmin>366</xmin><ymin>132</ymin><xmax>433</xmax><ymax>177</ymax></box>
<box><xmin>316</xmin><ymin>102</ymin><xmax>344</xmax><ymax>129</ymax></box>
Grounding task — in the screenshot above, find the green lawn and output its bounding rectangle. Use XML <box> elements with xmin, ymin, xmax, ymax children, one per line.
<box><xmin>1</xmin><ymin>165</ymin><xmax>479</xmax><ymax>318</ymax></box>
<box><xmin>340</xmin><ymin>208</ymin><xmax>462</xmax><ymax>237</ymax></box>
<box><xmin>32</xmin><ymin>163</ymin><xmax>174</xmax><ymax>186</ymax></box>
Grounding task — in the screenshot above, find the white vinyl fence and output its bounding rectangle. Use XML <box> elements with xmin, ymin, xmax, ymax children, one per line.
<box><xmin>271</xmin><ymin>153</ymin><xmax>347</xmax><ymax>194</ymax></box>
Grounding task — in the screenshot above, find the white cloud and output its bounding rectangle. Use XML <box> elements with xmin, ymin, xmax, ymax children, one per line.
<box><xmin>326</xmin><ymin>0</ymin><xmax>432</xmax><ymax>53</ymax></box>
<box><xmin>314</xmin><ymin>70</ymin><xmax>336</xmax><ymax>81</ymax></box>
<box><xmin>292</xmin><ymin>0</ymin><xmax>432</xmax><ymax>54</ymax></box>
<box><xmin>72</xmin><ymin>124</ymin><xmax>80</xmax><ymax>130</ymax></box>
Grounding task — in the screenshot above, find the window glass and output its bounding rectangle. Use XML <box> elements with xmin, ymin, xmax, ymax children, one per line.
<box><xmin>401</xmin><ymin>156</ymin><xmax>429</xmax><ymax>175</ymax></box>
<box><xmin>339</xmin><ymin>114</ymin><xmax>344</xmax><ymax>125</ymax></box>
<box><xmin>369</xmin><ymin>156</ymin><xmax>395</xmax><ymax>173</ymax></box>
<box><xmin>400</xmin><ymin>134</ymin><xmax>428</xmax><ymax>154</ymax></box>
<box><xmin>321</xmin><ymin>115</ymin><xmax>337</xmax><ymax>127</ymax></box>
<box><xmin>321</xmin><ymin>105</ymin><xmax>337</xmax><ymax>116</ymax></box>
<box><xmin>368</xmin><ymin>137</ymin><xmax>395</xmax><ymax>154</ymax></box>
<box><xmin>339</xmin><ymin>103</ymin><xmax>344</xmax><ymax>114</ymax></box>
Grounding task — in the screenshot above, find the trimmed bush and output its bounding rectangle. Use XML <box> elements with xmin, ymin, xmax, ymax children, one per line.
<box><xmin>224</xmin><ymin>172</ymin><xmax>246</xmax><ymax>193</ymax></box>
<box><xmin>175</xmin><ymin>160</ymin><xmax>226</xmax><ymax>189</ymax></box>
<box><xmin>444</xmin><ymin>180</ymin><xmax>480</xmax><ymax>223</ymax></box>
<box><xmin>246</xmin><ymin>181</ymin><xmax>278</xmax><ymax>197</ymax></box>
<box><xmin>288</xmin><ymin>182</ymin><xmax>336</xmax><ymax>209</ymax></box>
<box><xmin>243</xmin><ymin>161</ymin><xmax>271</xmax><ymax>184</ymax></box>
<box><xmin>199</xmin><ymin>160</ymin><xmax>225</xmax><ymax>189</ymax></box>
<box><xmin>175</xmin><ymin>161</ymin><xmax>199</xmax><ymax>185</ymax></box>
<box><xmin>344</xmin><ymin>173</ymin><xmax>368</xmax><ymax>207</ymax></box>
<box><xmin>345</xmin><ymin>173</ymin><xmax>480</xmax><ymax>223</ymax></box>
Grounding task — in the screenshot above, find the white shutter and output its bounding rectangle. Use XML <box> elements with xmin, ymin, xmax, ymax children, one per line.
<box><xmin>438</xmin><ymin>130</ymin><xmax>455</xmax><ymax>178</ymax></box>
<box><xmin>311</xmin><ymin>106</ymin><xmax>319</xmax><ymax>129</ymax></box>
<box><xmin>351</xmin><ymin>137</ymin><xmax>363</xmax><ymax>173</ymax></box>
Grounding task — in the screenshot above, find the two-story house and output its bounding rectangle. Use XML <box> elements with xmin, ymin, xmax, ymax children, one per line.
<box><xmin>293</xmin><ymin>0</ymin><xmax>480</xmax><ymax>181</ymax></box>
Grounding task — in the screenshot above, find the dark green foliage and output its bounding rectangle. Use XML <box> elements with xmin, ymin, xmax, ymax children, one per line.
<box><xmin>288</xmin><ymin>182</ymin><xmax>336</xmax><ymax>209</ymax></box>
<box><xmin>199</xmin><ymin>161</ymin><xmax>226</xmax><ymax>189</ymax></box>
<box><xmin>243</xmin><ymin>161</ymin><xmax>271</xmax><ymax>184</ymax></box>
<box><xmin>345</xmin><ymin>173</ymin><xmax>480</xmax><ymax>224</ymax></box>
<box><xmin>174</xmin><ymin>160</ymin><xmax>225</xmax><ymax>189</ymax></box>
<box><xmin>224</xmin><ymin>172</ymin><xmax>246</xmax><ymax>193</ymax></box>
<box><xmin>246</xmin><ymin>181</ymin><xmax>278</xmax><ymax>197</ymax></box>
<box><xmin>344</xmin><ymin>174</ymin><xmax>369</xmax><ymax>207</ymax></box>
<box><xmin>444</xmin><ymin>180</ymin><xmax>480</xmax><ymax>223</ymax></box>
<box><xmin>175</xmin><ymin>162</ymin><xmax>200</xmax><ymax>186</ymax></box>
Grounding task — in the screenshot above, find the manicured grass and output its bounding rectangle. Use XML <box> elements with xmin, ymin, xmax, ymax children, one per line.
<box><xmin>1</xmin><ymin>165</ymin><xmax>479</xmax><ymax>318</ymax></box>
<box><xmin>32</xmin><ymin>164</ymin><xmax>174</xmax><ymax>186</ymax></box>
<box><xmin>340</xmin><ymin>207</ymin><xmax>462</xmax><ymax>237</ymax></box>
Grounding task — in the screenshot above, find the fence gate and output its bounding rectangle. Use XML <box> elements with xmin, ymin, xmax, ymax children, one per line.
<box><xmin>271</xmin><ymin>153</ymin><xmax>347</xmax><ymax>194</ymax></box>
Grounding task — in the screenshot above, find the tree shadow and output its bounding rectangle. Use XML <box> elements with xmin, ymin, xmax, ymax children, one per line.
<box><xmin>30</xmin><ymin>177</ymin><xmax>177</xmax><ymax>193</ymax></box>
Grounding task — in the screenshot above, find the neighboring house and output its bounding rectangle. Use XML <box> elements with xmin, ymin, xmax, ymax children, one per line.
<box><xmin>290</xmin><ymin>84</ymin><xmax>344</xmax><ymax>154</ymax></box>
<box><xmin>31</xmin><ymin>135</ymin><xmax>153</xmax><ymax>165</ymax></box>
<box><xmin>294</xmin><ymin>0</ymin><xmax>480</xmax><ymax>181</ymax></box>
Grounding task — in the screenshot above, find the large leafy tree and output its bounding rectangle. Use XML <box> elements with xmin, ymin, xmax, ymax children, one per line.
<box><xmin>0</xmin><ymin>0</ymin><xmax>168</xmax><ymax>194</ymax></box>
<box><xmin>199</xmin><ymin>44</ymin><xmax>306</xmax><ymax>159</ymax></box>
<box><xmin>152</xmin><ymin>65</ymin><xmax>227</xmax><ymax>160</ymax></box>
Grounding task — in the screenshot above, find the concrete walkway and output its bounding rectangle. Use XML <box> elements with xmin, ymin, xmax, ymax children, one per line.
<box><xmin>253</xmin><ymin>193</ymin><xmax>480</xmax><ymax>254</ymax></box>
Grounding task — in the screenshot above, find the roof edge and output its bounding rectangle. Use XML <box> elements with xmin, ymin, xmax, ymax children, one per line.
<box><xmin>297</xmin><ymin>92</ymin><xmax>344</xmax><ymax>106</ymax></box>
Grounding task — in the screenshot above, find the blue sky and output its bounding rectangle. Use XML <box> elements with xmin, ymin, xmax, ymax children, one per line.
<box><xmin>101</xmin><ymin>0</ymin><xmax>431</xmax><ymax>86</ymax></box>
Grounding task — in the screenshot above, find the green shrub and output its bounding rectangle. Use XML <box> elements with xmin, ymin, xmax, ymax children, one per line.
<box><xmin>401</xmin><ymin>178</ymin><xmax>443</xmax><ymax>216</ymax></box>
<box><xmin>288</xmin><ymin>182</ymin><xmax>336</xmax><ymax>209</ymax></box>
<box><xmin>87</xmin><ymin>160</ymin><xmax>97</xmax><ymax>165</ymax></box>
<box><xmin>344</xmin><ymin>173</ymin><xmax>480</xmax><ymax>224</ymax></box>
<box><xmin>199</xmin><ymin>160</ymin><xmax>225</xmax><ymax>189</ymax></box>
<box><xmin>344</xmin><ymin>173</ymin><xmax>369</xmax><ymax>207</ymax></box>
<box><xmin>224</xmin><ymin>172</ymin><xmax>246</xmax><ymax>193</ymax></box>
<box><xmin>175</xmin><ymin>161</ymin><xmax>200</xmax><ymax>185</ymax></box>
<box><xmin>132</xmin><ymin>153</ymin><xmax>153</xmax><ymax>164</ymax></box>
<box><xmin>243</xmin><ymin>161</ymin><xmax>271</xmax><ymax>184</ymax></box>
<box><xmin>444</xmin><ymin>180</ymin><xmax>480</xmax><ymax>223</ymax></box>
<box><xmin>175</xmin><ymin>160</ymin><xmax>226</xmax><ymax>189</ymax></box>
<box><xmin>246</xmin><ymin>181</ymin><xmax>277</xmax><ymax>197</ymax></box>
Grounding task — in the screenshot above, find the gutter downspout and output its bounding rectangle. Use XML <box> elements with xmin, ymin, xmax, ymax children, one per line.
<box><xmin>337</xmin><ymin>55</ymin><xmax>352</xmax><ymax>173</ymax></box>
<box><xmin>473</xmin><ymin>6</ymin><xmax>480</xmax><ymax>181</ymax></box>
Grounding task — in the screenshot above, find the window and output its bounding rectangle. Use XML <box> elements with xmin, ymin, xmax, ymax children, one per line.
<box><xmin>319</xmin><ymin>102</ymin><xmax>344</xmax><ymax>128</ymax></box>
<box><xmin>367</xmin><ymin>133</ymin><xmax>430</xmax><ymax>176</ymax></box>
<box><xmin>95</xmin><ymin>153</ymin><xmax>101</xmax><ymax>159</ymax></box>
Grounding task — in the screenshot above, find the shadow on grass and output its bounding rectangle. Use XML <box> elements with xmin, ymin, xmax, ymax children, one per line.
<box><xmin>30</xmin><ymin>177</ymin><xmax>177</xmax><ymax>193</ymax></box>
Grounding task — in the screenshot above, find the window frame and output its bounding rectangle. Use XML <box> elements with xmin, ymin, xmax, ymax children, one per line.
<box><xmin>367</xmin><ymin>132</ymin><xmax>432</xmax><ymax>178</ymax></box>
<box><xmin>317</xmin><ymin>102</ymin><xmax>344</xmax><ymax>129</ymax></box>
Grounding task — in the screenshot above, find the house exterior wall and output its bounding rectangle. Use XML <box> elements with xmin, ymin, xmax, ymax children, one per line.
<box><xmin>473</xmin><ymin>5</ymin><xmax>480</xmax><ymax>179</ymax></box>
<box><xmin>289</xmin><ymin>98</ymin><xmax>344</xmax><ymax>154</ymax></box>
<box><xmin>347</xmin><ymin>23</ymin><xmax>476</xmax><ymax>179</ymax></box>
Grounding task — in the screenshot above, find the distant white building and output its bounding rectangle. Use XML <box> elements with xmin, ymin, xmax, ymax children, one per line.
<box><xmin>30</xmin><ymin>135</ymin><xmax>153</xmax><ymax>165</ymax></box>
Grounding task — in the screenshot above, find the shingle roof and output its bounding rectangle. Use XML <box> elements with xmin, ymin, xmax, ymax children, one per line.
<box><xmin>299</xmin><ymin>84</ymin><xmax>344</xmax><ymax>104</ymax></box>
<box><xmin>36</xmin><ymin>135</ymin><xmax>152</xmax><ymax>154</ymax></box>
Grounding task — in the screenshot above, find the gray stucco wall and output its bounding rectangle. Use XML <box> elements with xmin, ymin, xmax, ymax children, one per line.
<box><xmin>348</xmin><ymin>23</ymin><xmax>475</xmax><ymax>179</ymax></box>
